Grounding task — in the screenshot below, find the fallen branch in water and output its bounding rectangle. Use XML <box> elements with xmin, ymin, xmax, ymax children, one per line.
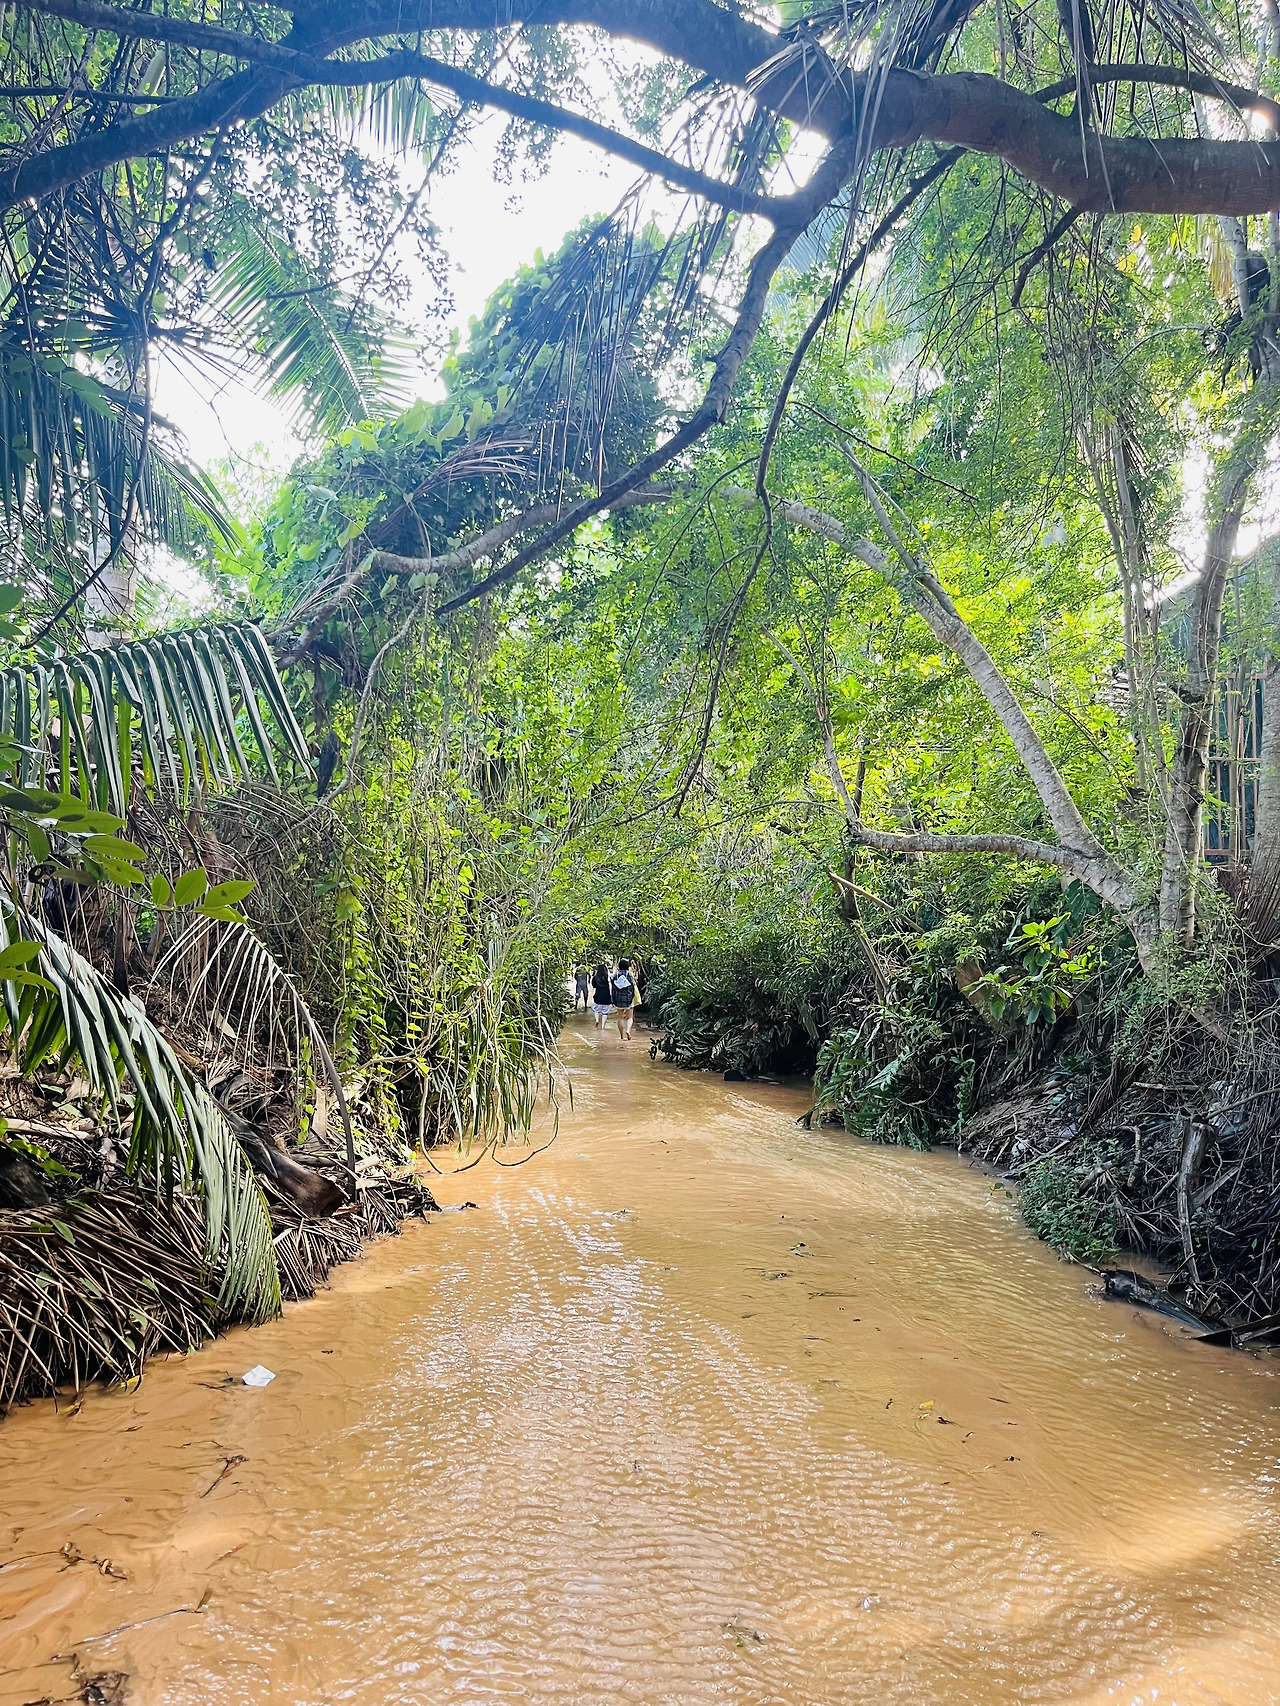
<box><xmin>56</xmin><ymin>1588</ymin><xmax>212</xmax><ymax>1650</ymax></box>
<box><xmin>200</xmin><ymin>1454</ymin><xmax>247</xmax><ymax>1498</ymax></box>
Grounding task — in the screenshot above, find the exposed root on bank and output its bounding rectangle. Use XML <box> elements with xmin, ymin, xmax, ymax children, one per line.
<box><xmin>951</xmin><ymin>1012</ymin><xmax>1280</xmax><ymax>1341</ymax></box>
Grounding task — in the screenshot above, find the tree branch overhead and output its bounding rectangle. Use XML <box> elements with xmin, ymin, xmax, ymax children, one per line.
<box><xmin>9</xmin><ymin>0</ymin><xmax>1280</xmax><ymax>215</ymax></box>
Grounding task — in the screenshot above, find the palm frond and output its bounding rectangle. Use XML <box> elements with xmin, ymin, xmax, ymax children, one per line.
<box><xmin>311</xmin><ymin>77</ymin><xmax>446</xmax><ymax>153</ymax></box>
<box><xmin>0</xmin><ymin>340</ymin><xmax>234</xmax><ymax>556</ymax></box>
<box><xmin>0</xmin><ymin>622</ymin><xmax>311</xmax><ymax>814</ymax></box>
<box><xmin>202</xmin><ymin>211</ymin><xmax>416</xmax><ymax>435</ymax></box>
<box><xmin>420</xmin><ymin>964</ymin><xmax>547</xmax><ymax>1150</ymax></box>
<box><xmin>155</xmin><ymin>917</ymin><xmax>356</xmax><ymax>1172</ymax></box>
<box><xmin>0</xmin><ymin>901</ymin><xmax>281</xmax><ymax>1321</ymax></box>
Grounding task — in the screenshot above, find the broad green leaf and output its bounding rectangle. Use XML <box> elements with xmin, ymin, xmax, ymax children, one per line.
<box><xmin>49</xmin><ymin>804</ymin><xmax>125</xmax><ymax>832</ymax></box>
<box><xmin>83</xmin><ymin>834</ymin><xmax>147</xmax><ymax>861</ymax></box>
<box><xmin>174</xmin><ymin>867</ymin><xmax>209</xmax><ymax>906</ymax></box>
<box><xmin>150</xmin><ymin>872</ymin><xmax>173</xmax><ymax>906</ymax></box>
<box><xmin>46</xmin><ymin>864</ymin><xmax>95</xmax><ymax>885</ymax></box>
<box><xmin>3</xmin><ymin>969</ymin><xmax>55</xmax><ymax>992</ymax></box>
<box><xmin>204</xmin><ymin>880</ymin><xmax>256</xmax><ymax>906</ymax></box>
<box><xmin>0</xmin><ymin>786</ymin><xmax>62</xmax><ymax>814</ymax></box>
<box><xmin>94</xmin><ymin>862</ymin><xmax>145</xmax><ymax>887</ymax></box>
<box><xmin>0</xmin><ymin>940</ymin><xmax>43</xmax><ymax>969</ymax></box>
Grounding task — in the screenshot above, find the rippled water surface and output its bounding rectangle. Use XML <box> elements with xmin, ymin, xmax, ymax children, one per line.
<box><xmin>4</xmin><ymin>1016</ymin><xmax>1280</xmax><ymax>1704</ymax></box>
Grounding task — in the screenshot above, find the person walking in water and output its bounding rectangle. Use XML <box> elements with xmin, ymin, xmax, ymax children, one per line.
<box><xmin>611</xmin><ymin>959</ymin><xmax>638</xmax><ymax>1040</ymax></box>
<box><xmin>590</xmin><ymin>963</ymin><xmax>613</xmax><ymax>1029</ymax></box>
<box><xmin>573</xmin><ymin>965</ymin><xmax>590</xmax><ymax>1010</ymax></box>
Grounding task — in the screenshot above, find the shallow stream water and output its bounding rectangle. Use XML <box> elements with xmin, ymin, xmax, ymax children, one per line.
<box><xmin>3</xmin><ymin>1015</ymin><xmax>1280</xmax><ymax>1703</ymax></box>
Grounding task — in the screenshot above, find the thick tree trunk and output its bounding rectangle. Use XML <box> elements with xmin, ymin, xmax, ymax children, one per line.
<box><xmin>1158</xmin><ymin>489</ymin><xmax>1250</xmax><ymax>943</ymax></box>
<box><xmin>1249</xmin><ymin>643</ymin><xmax>1280</xmax><ymax>944</ymax></box>
<box><xmin>1157</xmin><ymin>309</ymin><xmax>1280</xmax><ymax>942</ymax></box>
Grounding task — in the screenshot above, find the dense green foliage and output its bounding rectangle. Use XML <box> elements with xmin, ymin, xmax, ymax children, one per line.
<box><xmin>648</xmin><ymin>927</ymin><xmax>863</xmax><ymax>1078</ymax></box>
<box><xmin>11</xmin><ymin>0</ymin><xmax>1280</xmax><ymax>1344</ymax></box>
<box><xmin>1019</xmin><ymin>1156</ymin><xmax>1122</xmax><ymax>1266</ymax></box>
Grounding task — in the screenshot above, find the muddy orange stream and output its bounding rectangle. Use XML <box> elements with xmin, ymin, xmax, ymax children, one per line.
<box><xmin>4</xmin><ymin>1015</ymin><xmax>1280</xmax><ymax>1704</ymax></box>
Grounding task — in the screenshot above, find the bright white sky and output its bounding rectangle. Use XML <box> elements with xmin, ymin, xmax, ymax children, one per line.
<box><xmin>152</xmin><ymin>116</ymin><xmax>638</xmax><ymax>481</ymax></box>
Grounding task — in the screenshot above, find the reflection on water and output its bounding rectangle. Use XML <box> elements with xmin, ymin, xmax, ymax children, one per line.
<box><xmin>3</xmin><ymin>1016</ymin><xmax>1280</xmax><ymax>1704</ymax></box>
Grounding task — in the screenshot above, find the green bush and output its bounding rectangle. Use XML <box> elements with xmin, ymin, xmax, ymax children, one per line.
<box><xmin>649</xmin><ymin>929</ymin><xmax>863</xmax><ymax>1077</ymax></box>
<box><xmin>1019</xmin><ymin>1158</ymin><xmax>1118</xmax><ymax>1263</ymax></box>
<box><xmin>813</xmin><ymin>1005</ymin><xmax>974</xmax><ymax>1149</ymax></box>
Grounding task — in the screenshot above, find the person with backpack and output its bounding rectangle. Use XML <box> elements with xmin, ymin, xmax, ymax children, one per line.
<box><xmin>590</xmin><ymin>963</ymin><xmax>613</xmax><ymax>1029</ymax></box>
<box><xmin>611</xmin><ymin>958</ymin><xmax>638</xmax><ymax>1039</ymax></box>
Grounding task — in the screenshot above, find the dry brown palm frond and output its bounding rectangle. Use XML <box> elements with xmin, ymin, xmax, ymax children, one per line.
<box><xmin>0</xmin><ymin>1174</ymin><xmax>437</xmax><ymax>1408</ymax></box>
<box><xmin>153</xmin><ymin>918</ymin><xmax>356</xmax><ymax>1173</ymax></box>
<box><xmin>0</xmin><ymin>899</ymin><xmax>281</xmax><ymax>1324</ymax></box>
<box><xmin>270</xmin><ymin>1177</ymin><xmax>437</xmax><ymax>1301</ymax></box>
<box><xmin>0</xmin><ymin>1189</ymin><xmax>215</xmax><ymax>1409</ymax></box>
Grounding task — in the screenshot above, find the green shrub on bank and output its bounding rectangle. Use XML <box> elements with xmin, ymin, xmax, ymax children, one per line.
<box><xmin>813</xmin><ymin>1003</ymin><xmax>977</xmax><ymax>1149</ymax></box>
<box><xmin>648</xmin><ymin>928</ymin><xmax>863</xmax><ymax>1077</ymax></box>
<box><xmin>1019</xmin><ymin>1157</ymin><xmax>1119</xmax><ymax>1263</ymax></box>
<box><xmin>810</xmin><ymin>916</ymin><xmax>992</xmax><ymax>1146</ymax></box>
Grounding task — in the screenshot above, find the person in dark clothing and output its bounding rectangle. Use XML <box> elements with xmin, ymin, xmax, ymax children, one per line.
<box><xmin>590</xmin><ymin>963</ymin><xmax>613</xmax><ymax>1028</ymax></box>
<box><xmin>573</xmin><ymin>965</ymin><xmax>590</xmax><ymax>1009</ymax></box>
<box><xmin>611</xmin><ymin>958</ymin><xmax>638</xmax><ymax>1039</ymax></box>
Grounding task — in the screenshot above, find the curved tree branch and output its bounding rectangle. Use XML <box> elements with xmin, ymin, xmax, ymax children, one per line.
<box><xmin>730</xmin><ymin>478</ymin><xmax>1148</xmax><ymax>932</ymax></box>
<box><xmin>6</xmin><ymin>0</ymin><xmax>781</xmax><ymax>219</ymax></box>
<box><xmin>274</xmin><ymin>486</ymin><xmax>677</xmax><ymax>662</ymax></box>
<box><xmin>849</xmin><ymin>823</ymin><xmax>1104</xmax><ymax>876</ymax></box>
<box><xmin>835</xmin><ymin>444</ymin><xmax>1115</xmax><ymax>864</ymax></box>
<box><xmin>10</xmin><ymin>0</ymin><xmax>291</xmax><ymax>54</ymax></box>
<box><xmin>373</xmin><ymin>483</ymin><xmax>675</xmax><ymax>580</ymax></box>
<box><xmin>433</xmin><ymin>141</ymin><xmax>859</xmax><ymax>618</ymax></box>
<box><xmin>0</xmin><ymin>63</ymin><xmax>300</xmax><ymax>208</ymax></box>
<box><xmin>768</xmin><ymin>583</ymin><xmax>1149</xmax><ymax>938</ymax></box>
<box><xmin>12</xmin><ymin>1</ymin><xmax>1280</xmax><ymax>214</ymax></box>
<box><xmin>856</xmin><ymin>71</ymin><xmax>1280</xmax><ymax>214</ymax></box>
